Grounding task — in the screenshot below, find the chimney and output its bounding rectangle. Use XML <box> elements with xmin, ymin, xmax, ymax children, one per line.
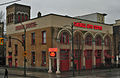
<box><xmin>37</xmin><ymin>12</ymin><xmax>41</xmax><ymax>18</ymax></box>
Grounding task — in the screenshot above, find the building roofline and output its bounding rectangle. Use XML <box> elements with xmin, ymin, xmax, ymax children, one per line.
<box><xmin>6</xmin><ymin>3</ymin><xmax>31</xmax><ymax>9</ymax></box>
<box><xmin>77</xmin><ymin>12</ymin><xmax>107</xmax><ymax>17</ymax></box>
<box><xmin>28</xmin><ymin>13</ymin><xmax>112</xmax><ymax>26</ymax></box>
<box><xmin>15</xmin><ymin>13</ymin><xmax>112</xmax><ymax>26</ymax></box>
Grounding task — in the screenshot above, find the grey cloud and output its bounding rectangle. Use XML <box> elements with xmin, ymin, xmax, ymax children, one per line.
<box><xmin>0</xmin><ymin>0</ymin><xmax>120</xmax><ymax>24</ymax></box>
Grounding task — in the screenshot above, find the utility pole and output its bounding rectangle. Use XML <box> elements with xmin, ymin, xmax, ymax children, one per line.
<box><xmin>77</xmin><ymin>35</ymin><xmax>80</xmax><ymax>74</ymax></box>
<box><xmin>9</xmin><ymin>23</ymin><xmax>27</xmax><ymax>77</ymax></box>
<box><xmin>21</xmin><ymin>23</ymin><xmax>26</xmax><ymax>77</ymax></box>
<box><xmin>71</xmin><ymin>23</ymin><xmax>75</xmax><ymax>76</ymax></box>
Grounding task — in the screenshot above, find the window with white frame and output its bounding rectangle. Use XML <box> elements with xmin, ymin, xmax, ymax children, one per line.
<box><xmin>42</xmin><ymin>31</ymin><xmax>46</xmax><ymax>44</ymax></box>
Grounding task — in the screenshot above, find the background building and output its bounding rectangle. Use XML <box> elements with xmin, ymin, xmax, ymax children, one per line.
<box><xmin>113</xmin><ymin>19</ymin><xmax>120</xmax><ymax>67</ymax></box>
<box><xmin>75</xmin><ymin>13</ymin><xmax>107</xmax><ymax>23</ymax></box>
<box><xmin>6</xmin><ymin>3</ymin><xmax>115</xmax><ymax>73</ymax></box>
<box><xmin>0</xmin><ymin>22</ymin><xmax>5</xmax><ymax>66</ymax></box>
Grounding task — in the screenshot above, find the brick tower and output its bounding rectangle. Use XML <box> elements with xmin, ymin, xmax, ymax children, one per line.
<box><xmin>6</xmin><ymin>3</ymin><xmax>31</xmax><ymax>25</ymax></box>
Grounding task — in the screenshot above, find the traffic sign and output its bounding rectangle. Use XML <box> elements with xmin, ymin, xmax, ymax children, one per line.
<box><xmin>24</xmin><ymin>51</ymin><xmax>27</xmax><ymax>56</ymax></box>
<box><xmin>0</xmin><ymin>37</ymin><xmax>4</xmax><ymax>45</ymax></box>
<box><xmin>50</xmin><ymin>52</ymin><xmax>56</xmax><ymax>57</ymax></box>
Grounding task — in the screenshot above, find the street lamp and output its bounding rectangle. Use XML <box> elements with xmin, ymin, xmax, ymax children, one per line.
<box><xmin>71</xmin><ymin>23</ymin><xmax>75</xmax><ymax>76</ymax></box>
<box><xmin>8</xmin><ymin>23</ymin><xmax>27</xmax><ymax>77</ymax></box>
<box><xmin>21</xmin><ymin>23</ymin><xmax>27</xmax><ymax>77</ymax></box>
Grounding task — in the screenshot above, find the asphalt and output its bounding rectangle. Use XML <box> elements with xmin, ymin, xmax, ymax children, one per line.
<box><xmin>0</xmin><ymin>67</ymin><xmax>120</xmax><ymax>78</ymax></box>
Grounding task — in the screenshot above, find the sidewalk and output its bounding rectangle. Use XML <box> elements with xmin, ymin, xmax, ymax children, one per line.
<box><xmin>0</xmin><ymin>67</ymin><xmax>120</xmax><ymax>78</ymax></box>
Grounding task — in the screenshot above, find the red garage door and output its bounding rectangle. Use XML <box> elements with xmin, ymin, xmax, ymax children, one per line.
<box><xmin>104</xmin><ymin>50</ymin><xmax>112</xmax><ymax>67</ymax></box>
<box><xmin>85</xmin><ymin>50</ymin><xmax>92</xmax><ymax>70</ymax></box>
<box><xmin>60</xmin><ymin>49</ymin><xmax>69</xmax><ymax>71</ymax></box>
<box><xmin>74</xmin><ymin>49</ymin><xmax>81</xmax><ymax>70</ymax></box>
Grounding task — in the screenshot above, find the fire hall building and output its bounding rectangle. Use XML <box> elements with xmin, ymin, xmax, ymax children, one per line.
<box><xmin>6</xmin><ymin>3</ymin><xmax>114</xmax><ymax>73</ymax></box>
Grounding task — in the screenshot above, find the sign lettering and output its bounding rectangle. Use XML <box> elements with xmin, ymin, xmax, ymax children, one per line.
<box><xmin>74</xmin><ymin>22</ymin><xmax>102</xmax><ymax>30</ymax></box>
<box><xmin>49</xmin><ymin>48</ymin><xmax>58</xmax><ymax>52</ymax></box>
<box><xmin>16</xmin><ymin>22</ymin><xmax>37</xmax><ymax>31</ymax></box>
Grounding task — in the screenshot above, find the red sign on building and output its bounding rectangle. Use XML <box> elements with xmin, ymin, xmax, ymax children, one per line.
<box><xmin>48</xmin><ymin>48</ymin><xmax>58</xmax><ymax>57</ymax></box>
<box><xmin>15</xmin><ymin>22</ymin><xmax>37</xmax><ymax>30</ymax></box>
<box><xmin>50</xmin><ymin>52</ymin><xmax>56</xmax><ymax>57</ymax></box>
<box><xmin>49</xmin><ymin>48</ymin><xmax>58</xmax><ymax>52</ymax></box>
<box><xmin>73</xmin><ymin>22</ymin><xmax>102</xmax><ymax>30</ymax></box>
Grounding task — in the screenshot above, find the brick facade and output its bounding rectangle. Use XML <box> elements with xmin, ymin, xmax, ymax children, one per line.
<box><xmin>6</xmin><ymin>4</ymin><xmax>115</xmax><ymax>72</ymax></box>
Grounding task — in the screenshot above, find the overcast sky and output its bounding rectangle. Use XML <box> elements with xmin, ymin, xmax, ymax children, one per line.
<box><xmin>0</xmin><ymin>0</ymin><xmax>120</xmax><ymax>24</ymax></box>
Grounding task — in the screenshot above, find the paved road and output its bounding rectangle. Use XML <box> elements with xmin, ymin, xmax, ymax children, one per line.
<box><xmin>70</xmin><ymin>70</ymin><xmax>120</xmax><ymax>78</ymax></box>
<box><xmin>0</xmin><ymin>68</ymin><xmax>120</xmax><ymax>78</ymax></box>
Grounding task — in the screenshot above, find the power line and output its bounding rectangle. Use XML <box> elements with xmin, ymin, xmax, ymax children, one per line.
<box><xmin>0</xmin><ymin>0</ymin><xmax>21</xmax><ymax>6</ymax></box>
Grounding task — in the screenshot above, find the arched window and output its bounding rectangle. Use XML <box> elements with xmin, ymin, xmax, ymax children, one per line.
<box><xmin>8</xmin><ymin>15</ymin><xmax>11</xmax><ymax>23</ymax></box>
<box><xmin>95</xmin><ymin>35</ymin><xmax>102</xmax><ymax>46</ymax></box>
<box><xmin>9</xmin><ymin>14</ymin><xmax>11</xmax><ymax>23</ymax></box>
<box><xmin>74</xmin><ymin>33</ymin><xmax>81</xmax><ymax>45</ymax></box>
<box><xmin>18</xmin><ymin>13</ymin><xmax>21</xmax><ymax>22</ymax></box>
<box><xmin>11</xmin><ymin>14</ymin><xmax>13</xmax><ymax>22</ymax></box>
<box><xmin>85</xmin><ymin>34</ymin><xmax>92</xmax><ymax>45</ymax></box>
<box><xmin>25</xmin><ymin>14</ymin><xmax>28</xmax><ymax>21</ymax></box>
<box><xmin>104</xmin><ymin>36</ymin><xmax>111</xmax><ymax>46</ymax></box>
<box><xmin>60</xmin><ymin>32</ymin><xmax>69</xmax><ymax>44</ymax></box>
<box><xmin>22</xmin><ymin>14</ymin><xmax>24</xmax><ymax>22</ymax></box>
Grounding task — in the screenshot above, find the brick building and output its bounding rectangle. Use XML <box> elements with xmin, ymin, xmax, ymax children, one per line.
<box><xmin>6</xmin><ymin>3</ymin><xmax>115</xmax><ymax>73</ymax></box>
<box><xmin>113</xmin><ymin>20</ymin><xmax>120</xmax><ymax>67</ymax></box>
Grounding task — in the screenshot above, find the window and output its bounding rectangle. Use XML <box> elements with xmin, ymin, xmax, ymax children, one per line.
<box><xmin>60</xmin><ymin>32</ymin><xmax>69</xmax><ymax>44</ymax></box>
<box><xmin>31</xmin><ymin>52</ymin><xmax>35</xmax><ymax>65</ymax></box>
<box><xmin>31</xmin><ymin>32</ymin><xmax>35</xmax><ymax>45</ymax></box>
<box><xmin>42</xmin><ymin>31</ymin><xmax>46</xmax><ymax>44</ymax></box>
<box><xmin>9</xmin><ymin>14</ymin><xmax>11</xmax><ymax>23</ymax></box>
<box><xmin>11</xmin><ymin>14</ymin><xmax>13</xmax><ymax>22</ymax></box>
<box><xmin>74</xmin><ymin>34</ymin><xmax>81</xmax><ymax>45</ymax></box>
<box><xmin>95</xmin><ymin>35</ymin><xmax>102</xmax><ymax>46</ymax></box>
<box><xmin>22</xmin><ymin>14</ymin><xmax>24</xmax><ymax>22</ymax></box>
<box><xmin>25</xmin><ymin>14</ymin><xmax>28</xmax><ymax>21</ymax></box>
<box><xmin>8</xmin><ymin>37</ymin><xmax>11</xmax><ymax>47</ymax></box>
<box><xmin>9</xmin><ymin>14</ymin><xmax>13</xmax><ymax>23</ymax></box>
<box><xmin>18</xmin><ymin>13</ymin><xmax>21</xmax><ymax>23</ymax></box>
<box><xmin>104</xmin><ymin>36</ymin><xmax>110</xmax><ymax>46</ymax></box>
<box><xmin>15</xmin><ymin>44</ymin><xmax>18</xmax><ymax>56</ymax></box>
<box><xmin>85</xmin><ymin>35</ymin><xmax>92</xmax><ymax>45</ymax></box>
<box><xmin>42</xmin><ymin>51</ymin><xmax>46</xmax><ymax>66</ymax></box>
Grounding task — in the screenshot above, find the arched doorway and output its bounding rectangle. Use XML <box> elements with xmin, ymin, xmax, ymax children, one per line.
<box><xmin>59</xmin><ymin>31</ymin><xmax>70</xmax><ymax>71</ymax></box>
<box><xmin>104</xmin><ymin>36</ymin><xmax>112</xmax><ymax>67</ymax></box>
<box><xmin>95</xmin><ymin>35</ymin><xmax>102</xmax><ymax>68</ymax></box>
<box><xmin>84</xmin><ymin>34</ymin><xmax>93</xmax><ymax>69</ymax></box>
<box><xmin>74</xmin><ymin>32</ymin><xmax>82</xmax><ymax>70</ymax></box>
